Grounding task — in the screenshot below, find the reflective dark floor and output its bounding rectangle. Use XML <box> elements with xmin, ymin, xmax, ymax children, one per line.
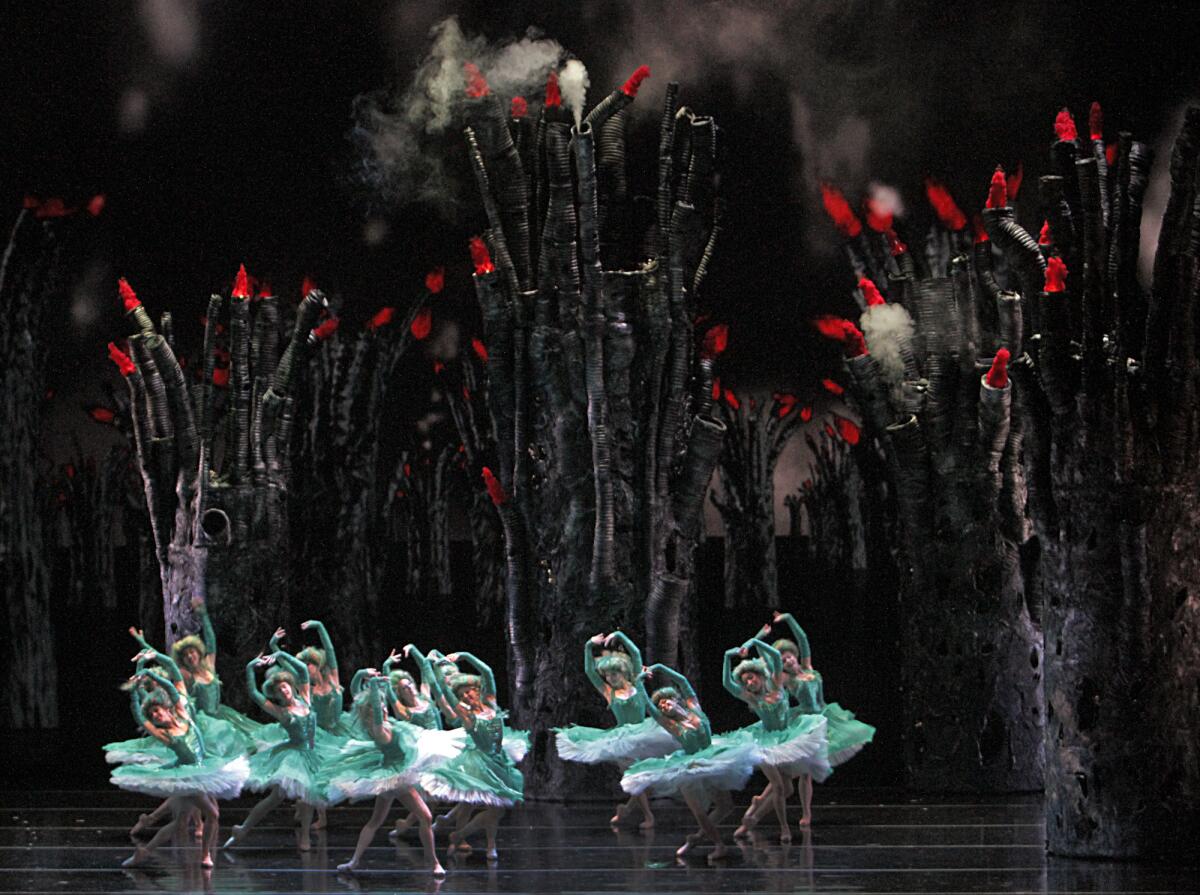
<box><xmin>1</xmin><ymin>789</ymin><xmax>1195</xmax><ymax>894</ymax></box>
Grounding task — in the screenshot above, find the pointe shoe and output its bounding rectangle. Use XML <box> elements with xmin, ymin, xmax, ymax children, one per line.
<box><xmin>486</xmin><ymin>846</ymin><xmax>499</xmax><ymax>862</ymax></box>
<box><xmin>387</xmin><ymin>827</ymin><xmax>400</xmax><ymax>841</ymax></box>
<box><xmin>798</xmin><ymin>814</ymin><xmax>812</xmax><ymax>827</ymax></box>
<box><xmin>201</xmin><ymin>851</ymin><xmax>214</xmax><ymax>868</ymax></box>
<box><xmin>312</xmin><ymin>810</ymin><xmax>327</xmax><ymax>831</ymax></box>
<box><xmin>707</xmin><ymin>843</ymin><xmax>729</xmax><ymax>864</ymax></box>
<box><xmin>675</xmin><ymin>840</ymin><xmax>691</xmax><ymax>859</ymax></box>
<box><xmin>732</xmin><ymin>823</ymin><xmax>752</xmax><ymax>839</ymax></box>
<box><xmin>336</xmin><ymin>860</ymin><xmax>358</xmax><ymax>873</ymax></box>
<box><xmin>121</xmin><ymin>846</ymin><xmax>150</xmax><ymax>868</ymax></box>
<box><xmin>780</xmin><ymin>827</ymin><xmax>793</xmax><ymax>843</ymax></box>
<box><xmin>129</xmin><ymin>813</ymin><xmax>151</xmax><ymax>840</ymax></box>
<box><xmin>432</xmin><ymin>862</ymin><xmax>447</xmax><ymax>878</ymax></box>
<box><xmin>222</xmin><ymin>825</ymin><xmax>245</xmax><ymax>849</ymax></box>
<box><xmin>431</xmin><ymin>814</ymin><xmax>452</xmax><ymax>835</ymax></box>
<box><xmin>298</xmin><ymin>833</ymin><xmax>312</xmax><ymax>852</ymax></box>
<box><xmin>638</xmin><ymin>815</ymin><xmax>655</xmax><ymax>831</ymax></box>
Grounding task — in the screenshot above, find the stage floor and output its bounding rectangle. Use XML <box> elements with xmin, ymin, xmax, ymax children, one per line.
<box><xmin>1</xmin><ymin>789</ymin><xmax>1194</xmax><ymax>894</ymax></box>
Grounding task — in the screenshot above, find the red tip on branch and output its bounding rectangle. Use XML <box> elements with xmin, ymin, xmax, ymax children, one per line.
<box><xmin>822</xmin><ymin>378</ymin><xmax>845</xmax><ymax>395</ymax></box>
<box><xmin>256</xmin><ymin>281</ymin><xmax>273</xmax><ymax>299</ymax></box>
<box><xmin>972</xmin><ymin>213</ymin><xmax>989</xmax><ymax>244</ymax></box>
<box><xmin>813</xmin><ymin>316</ymin><xmax>867</xmax><ymax>358</ymax></box>
<box><xmin>545</xmin><ymin>70</ymin><xmax>562</xmax><ymax>108</ymax></box>
<box><xmin>231</xmin><ymin>264</ymin><xmax>251</xmax><ymax>299</ymax></box>
<box><xmin>885</xmin><ymin>228</ymin><xmax>907</xmax><ymax>256</ymax></box>
<box><xmin>433</xmin><ymin>360</ymin><xmax>446</xmax><ymax>374</ymax></box>
<box><xmin>620</xmin><ymin>64</ymin><xmax>651</xmax><ymax>97</ymax></box>
<box><xmin>366</xmin><ymin>306</ymin><xmax>396</xmax><ymax>331</ymax></box>
<box><xmin>482</xmin><ymin>466</ymin><xmax>509</xmax><ymax>506</ymax></box>
<box><xmin>311</xmin><ymin>317</ymin><xmax>340</xmax><ymax>341</ymax></box>
<box><xmin>722</xmin><ymin>389</ymin><xmax>740</xmax><ymax>410</ymax></box>
<box><xmin>819</xmin><ymin>184</ymin><xmax>863</xmax><ymax>238</ymax></box>
<box><xmin>65</xmin><ymin>463</ymin><xmax>76</xmax><ymax>480</ymax></box>
<box><xmin>87</xmin><ymin>194</ymin><xmax>106</xmax><ymax>217</ymax></box>
<box><xmin>1045</xmin><ymin>255</ymin><xmax>1068</xmax><ymax>293</ymax></box>
<box><xmin>469</xmin><ymin>236</ymin><xmax>495</xmax><ymax>274</ymax></box>
<box><xmin>425</xmin><ymin>266</ymin><xmax>445</xmax><ymax>294</ymax></box>
<box><xmin>1054</xmin><ymin>107</ymin><xmax>1078</xmax><ymax>142</ymax></box>
<box><xmin>800</xmin><ymin>405</ymin><xmax>813</xmax><ymax>422</ymax></box>
<box><xmin>1105</xmin><ymin>142</ymin><xmax>1118</xmax><ymax>166</ymax></box>
<box><xmin>859</xmin><ymin>277</ymin><xmax>886</xmax><ymax>307</ymax></box>
<box><xmin>107</xmin><ymin>342</ymin><xmax>135</xmax><ymax>376</ymax></box>
<box><xmin>463</xmin><ymin>62</ymin><xmax>490</xmax><ymax>98</ymax></box>
<box><xmin>1006</xmin><ymin>162</ymin><xmax>1024</xmax><ymax>200</ymax></box>
<box><xmin>774</xmin><ymin>393</ymin><xmax>798</xmax><ymax>417</ymax></box>
<box><xmin>1089</xmin><ymin>101</ymin><xmax>1103</xmax><ymax>141</ymax></box>
<box><xmin>87</xmin><ymin>406</ymin><xmax>116</xmax><ymax>424</ymax></box>
<box><xmin>118</xmin><ymin>278</ymin><xmax>140</xmax><ymax>312</ymax></box>
<box><xmin>1038</xmin><ymin>220</ymin><xmax>1052</xmax><ymax>246</ymax></box>
<box><xmin>985</xmin><ymin>165</ymin><xmax>1007</xmax><ymax>209</ymax></box>
<box><xmin>985</xmin><ymin>347</ymin><xmax>1011</xmax><ymax>389</ymax></box>
<box><xmin>711</xmin><ymin>377</ymin><xmax>721</xmax><ymax>400</ymax></box>
<box><xmin>471</xmin><ymin>337</ymin><xmax>488</xmax><ymax>362</ymax></box>
<box><xmin>924</xmin><ymin>177</ymin><xmax>967</xmax><ymax>231</ymax></box>
<box><xmin>301</xmin><ymin>275</ymin><xmax>318</xmax><ymax>298</ymax></box>
<box><xmin>700</xmin><ymin>323</ymin><xmax>729</xmax><ymax>359</ymax></box>
<box><xmin>33</xmin><ymin>197</ymin><xmax>72</xmax><ymax>218</ymax></box>
<box><xmin>834</xmin><ymin>414</ymin><xmax>861</xmax><ymax>445</ymax></box>
<box><xmin>510</xmin><ymin>96</ymin><xmax>528</xmax><ymax>118</ymax></box>
<box><xmin>864</xmin><ymin>197</ymin><xmax>893</xmax><ymax>233</ymax></box>
<box><xmin>212</xmin><ymin>366</ymin><xmax>230</xmax><ymax>388</ymax></box>
<box><xmin>410</xmin><ymin>307</ymin><xmax>432</xmax><ymax>341</ymax></box>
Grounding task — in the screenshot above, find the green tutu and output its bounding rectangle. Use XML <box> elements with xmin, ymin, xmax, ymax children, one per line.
<box><xmin>244</xmin><ymin>710</ymin><xmax>344</xmax><ymax>807</ymax></box>
<box><xmin>109</xmin><ymin>726</ymin><xmax>248</xmax><ymax>800</ymax></box>
<box><xmin>421</xmin><ymin>715</ymin><xmax>524</xmax><ymax>807</ymax></box>
<box><xmin>821</xmin><ymin>702</ymin><xmax>875</xmax><ymax>766</ymax></box>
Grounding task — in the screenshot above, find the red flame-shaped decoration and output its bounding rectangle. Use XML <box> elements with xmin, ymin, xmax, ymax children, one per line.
<box><xmin>107</xmin><ymin>342</ymin><xmax>135</xmax><ymax>376</ymax></box>
<box><xmin>410</xmin><ymin>307</ymin><xmax>432</xmax><ymax>341</ymax></box>
<box><xmin>885</xmin><ymin>228</ymin><xmax>907</xmax><ymax>256</ymax></box>
<box><xmin>864</xmin><ymin>197</ymin><xmax>893</xmax><ymax>233</ymax></box>
<box><xmin>212</xmin><ymin>367</ymin><xmax>230</xmax><ymax>388</ymax></box>
<box><xmin>813</xmin><ymin>316</ymin><xmax>867</xmax><ymax>358</ymax></box>
<box><xmin>834</xmin><ymin>414</ymin><xmax>861</xmax><ymax>445</ymax></box>
<box><xmin>311</xmin><ymin>318</ymin><xmax>340</xmax><ymax>341</ymax></box>
<box><xmin>301</xmin><ymin>275</ymin><xmax>318</xmax><ymax>298</ymax></box>
<box><xmin>700</xmin><ymin>323</ymin><xmax>729</xmax><ymax>359</ymax></box>
<box><xmin>1038</xmin><ymin>220</ymin><xmax>1052</xmax><ymax>246</ymax></box>
<box><xmin>924</xmin><ymin>177</ymin><xmax>967</xmax><ymax>231</ymax></box>
<box><xmin>118</xmin><ymin>278</ymin><xmax>140</xmax><ymax>312</ymax></box>
<box><xmin>723</xmin><ymin>389</ymin><xmax>740</xmax><ymax>410</ymax></box>
<box><xmin>1045</xmin><ymin>256</ymin><xmax>1068</xmax><ymax>293</ymax></box>
<box><xmin>985</xmin><ymin>165</ymin><xmax>1007</xmax><ymax>209</ymax></box>
<box><xmin>1006</xmin><ymin>162</ymin><xmax>1024</xmax><ymax>201</ymax></box>
<box><xmin>433</xmin><ymin>360</ymin><xmax>446</xmax><ymax>374</ymax></box>
<box><xmin>859</xmin><ymin>277</ymin><xmax>886</xmax><ymax>307</ymax></box>
<box><xmin>482</xmin><ymin>466</ymin><xmax>509</xmax><ymax>506</ymax></box>
<box><xmin>819</xmin><ymin>183</ymin><xmax>863</xmax><ymax>238</ymax></box>
<box><xmin>256</xmin><ymin>281</ymin><xmax>273</xmax><ymax>299</ymax></box>
<box><xmin>471</xmin><ymin>337</ymin><xmax>488</xmax><ymax>362</ymax></box>
<box><xmin>774</xmin><ymin>393</ymin><xmax>798</xmax><ymax>418</ymax></box>
<box><xmin>621</xmin><ymin>64</ymin><xmax>651</xmax><ymax>97</ymax></box>
<box><xmin>545</xmin><ymin>70</ymin><xmax>562</xmax><ymax>108</ymax></box>
<box><xmin>87</xmin><ymin>195</ymin><xmax>106</xmax><ymax>216</ymax></box>
<box><xmin>800</xmin><ymin>405</ymin><xmax>813</xmax><ymax>422</ymax></box>
<box><xmin>231</xmin><ymin>264</ymin><xmax>251</xmax><ymax>299</ymax></box>
<box><xmin>1089</xmin><ymin>101</ymin><xmax>1103</xmax><ymax>141</ymax></box>
<box><xmin>424</xmin><ymin>266</ymin><xmax>445</xmax><ymax>294</ymax></box>
<box><xmin>87</xmin><ymin>406</ymin><xmax>116</xmax><ymax>424</ymax></box>
<box><xmin>366</xmin><ymin>307</ymin><xmax>396</xmax><ymax>331</ymax></box>
<box><xmin>1105</xmin><ymin>143</ymin><xmax>1118</xmax><ymax>166</ymax></box>
<box><xmin>510</xmin><ymin>96</ymin><xmax>528</xmax><ymax>118</ymax></box>
<box><xmin>469</xmin><ymin>236</ymin><xmax>495</xmax><ymax>274</ymax></box>
<box><xmin>822</xmin><ymin>378</ymin><xmax>845</xmax><ymax>396</ymax></box>
<box><xmin>711</xmin><ymin>377</ymin><xmax>721</xmax><ymax>400</ymax></box>
<box><xmin>985</xmin><ymin>347</ymin><xmax>1011</xmax><ymax>389</ymax></box>
<box><xmin>464</xmin><ymin>62</ymin><xmax>490</xmax><ymax>98</ymax></box>
<box><xmin>1054</xmin><ymin>108</ymin><xmax>1078</xmax><ymax>142</ymax></box>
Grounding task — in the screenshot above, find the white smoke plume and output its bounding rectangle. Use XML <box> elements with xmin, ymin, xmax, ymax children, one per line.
<box><xmin>351</xmin><ymin>16</ymin><xmax>563</xmax><ymax>213</ymax></box>
<box><xmin>860</xmin><ymin>302</ymin><xmax>914</xmax><ymax>399</ymax></box>
<box><xmin>867</xmin><ymin>181</ymin><xmax>905</xmax><ymax>220</ymax></box>
<box><xmin>559</xmin><ymin>59</ymin><xmax>590</xmax><ymax>128</ymax></box>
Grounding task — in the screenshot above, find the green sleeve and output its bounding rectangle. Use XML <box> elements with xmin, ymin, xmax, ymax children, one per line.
<box><xmin>142</xmin><ymin>670</ymin><xmax>184</xmax><ymax>705</ymax></box>
<box><xmin>425</xmin><ymin>652</ymin><xmax>454</xmax><ymax>705</ymax></box>
<box><xmin>245</xmin><ymin>660</ymin><xmax>269</xmax><ymax>709</ymax></box>
<box><xmin>155</xmin><ymin>650</ymin><xmax>184</xmax><ymax>683</ymax></box>
<box><xmin>383</xmin><ymin>655</ymin><xmax>398</xmax><ymax>675</ymax></box>
<box><xmin>778</xmin><ymin>613</ymin><xmax>812</xmax><ymax>659</ymax></box>
<box><xmin>268</xmin><ymin>630</ymin><xmax>284</xmax><ymax>652</ymax></box>
<box><xmin>350</xmin><ymin>668</ymin><xmax>370</xmax><ymax>696</ymax></box>
<box><xmin>583</xmin><ymin>641</ymin><xmax>604</xmax><ymax>691</ymax></box>
<box><xmin>272</xmin><ymin>651</ymin><xmax>310</xmax><ymax>685</ymax></box>
<box><xmin>455</xmin><ymin>652</ymin><xmax>496</xmax><ymax>696</ymax></box>
<box><xmin>722</xmin><ymin>648</ymin><xmax>743</xmax><ymax>698</ymax></box>
<box><xmin>653</xmin><ymin>663</ymin><xmax>694</xmax><ymax>700</ymax></box>
<box><xmin>196</xmin><ymin>603</ymin><xmax>217</xmax><ymax>655</ymax></box>
<box><xmin>409</xmin><ymin>647</ymin><xmax>436</xmax><ymax>690</ymax></box>
<box><xmin>306</xmin><ymin>621</ymin><xmax>338</xmax><ymax>671</ymax></box>
<box><xmin>606</xmin><ymin>632</ymin><xmax>643</xmax><ymax>674</ymax></box>
<box><xmin>637</xmin><ymin>674</ymin><xmax>664</xmax><ymax>726</ymax></box>
<box><xmin>748</xmin><ymin>638</ymin><xmax>784</xmax><ymax>678</ymax></box>
<box><xmin>370</xmin><ymin>677</ymin><xmax>388</xmax><ymax>729</ymax></box>
<box><xmin>129</xmin><ymin>688</ymin><xmax>145</xmax><ymax>726</ymax></box>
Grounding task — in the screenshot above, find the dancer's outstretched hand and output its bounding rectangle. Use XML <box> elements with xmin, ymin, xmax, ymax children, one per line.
<box><xmin>590</xmin><ymin>633</ymin><xmax>606</xmax><ymax>646</ymax></box>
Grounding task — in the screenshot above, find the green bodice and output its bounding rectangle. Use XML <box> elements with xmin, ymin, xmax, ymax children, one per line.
<box><xmin>467</xmin><ymin>713</ymin><xmax>505</xmax><ymax>756</ymax></box>
<box><xmin>673</xmin><ymin>718</ymin><xmax>713</xmax><ymax>754</ymax></box>
<box><xmin>311</xmin><ymin>688</ymin><xmax>343</xmax><ymax>731</ymax></box>
<box><xmin>189</xmin><ymin>677</ymin><xmax>221</xmax><ymax>715</ymax></box>
<box><xmin>787</xmin><ymin>674</ymin><xmax>826</xmax><ymax>714</ymax></box>
<box><xmin>752</xmin><ymin>693</ymin><xmax>791</xmax><ymax>732</ymax></box>
<box><xmin>609</xmin><ymin>689</ymin><xmax>648</xmax><ymax>726</ymax></box>
<box><xmin>406</xmin><ymin>701</ymin><xmax>442</xmax><ymax>731</ymax></box>
<box><xmin>279</xmin><ymin>705</ymin><xmax>318</xmax><ymax>749</ymax></box>
<box><xmin>165</xmin><ymin>724</ymin><xmax>204</xmax><ymax>766</ymax></box>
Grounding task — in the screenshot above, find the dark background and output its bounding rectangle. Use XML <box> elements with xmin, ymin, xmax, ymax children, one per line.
<box><xmin>5</xmin><ymin>1</ymin><xmax>1200</xmax><ymax>791</ymax></box>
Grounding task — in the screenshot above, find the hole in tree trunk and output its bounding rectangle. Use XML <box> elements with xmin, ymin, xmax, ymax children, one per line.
<box><xmin>1075</xmin><ymin>772</ymin><xmax>1088</xmax><ymax>799</ymax></box>
<box><xmin>202</xmin><ymin>508</ymin><xmax>231</xmax><ymax>543</ymax></box>
<box><xmin>979</xmin><ymin>709</ymin><xmax>1006</xmax><ymax>764</ymax></box>
<box><xmin>1077</xmin><ymin>677</ymin><xmax>1100</xmax><ymax>732</ymax></box>
<box><xmin>1176</xmin><ymin>587</ymin><xmax>1189</xmax><ymax>609</ymax></box>
<box><xmin>1030</xmin><ymin>648</ymin><xmax>1040</xmax><ymax>669</ymax></box>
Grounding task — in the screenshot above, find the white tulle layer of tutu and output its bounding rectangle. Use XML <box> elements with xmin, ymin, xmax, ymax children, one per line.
<box><xmin>104</xmin><ymin>748</ymin><xmax>157</xmax><ymax>766</ymax></box>
<box><xmin>754</xmin><ymin>718</ymin><xmax>834</xmax><ymax>783</ymax></box>
<box><xmin>109</xmin><ymin>756</ymin><xmax>249</xmax><ymax>801</ymax></box>
<box><xmin>554</xmin><ymin>718</ymin><xmax>680</xmax><ymax>765</ymax></box>
<box><xmin>327</xmin><ymin>767</ymin><xmax>425</xmax><ymax>801</ymax></box>
<box><xmin>418</xmin><ymin>776</ymin><xmax>520</xmax><ymax>808</ymax></box>
<box><xmin>620</xmin><ymin>733</ymin><xmax>763</xmax><ymax>800</ymax></box>
<box><xmin>434</xmin><ymin>727</ymin><xmax>529</xmax><ymax>764</ymax></box>
<box><xmin>828</xmin><ymin>742</ymin><xmax>866</xmax><ymax>767</ymax></box>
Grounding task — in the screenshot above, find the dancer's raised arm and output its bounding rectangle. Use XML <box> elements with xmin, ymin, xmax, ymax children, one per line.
<box><xmin>603</xmin><ymin>631</ymin><xmax>643</xmax><ymax>674</ymax></box>
<box><xmin>449</xmin><ymin>651</ymin><xmax>496</xmax><ymax>699</ymax></box>
<box><xmin>191</xmin><ymin>597</ymin><xmax>218</xmax><ymax>670</ymax></box>
<box><xmin>773</xmin><ymin>612</ymin><xmax>812</xmax><ymax>668</ymax></box>
<box><xmin>301</xmin><ymin>619</ymin><xmax>339</xmax><ymax>683</ymax></box>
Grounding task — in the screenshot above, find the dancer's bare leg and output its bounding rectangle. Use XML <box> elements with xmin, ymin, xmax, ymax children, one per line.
<box><xmin>735</xmin><ymin>779</ymin><xmax>772</xmax><ymax>837</ymax></box>
<box><xmin>223</xmin><ymin>787</ymin><xmax>284</xmax><ymax>847</ymax></box>
<box><xmin>311</xmin><ymin>806</ymin><xmax>327</xmax><ymax>831</ymax></box>
<box><xmin>762</xmin><ymin>766</ymin><xmax>791</xmax><ymax>841</ymax></box>
<box><xmin>196</xmin><ymin>796</ymin><xmax>219</xmax><ymax>867</ymax></box>
<box><xmin>123</xmin><ymin>798</ymin><xmax>183</xmax><ymax>866</ymax></box>
<box><xmin>396</xmin><ymin>787</ymin><xmax>445</xmax><ymax>876</ymax></box>
<box><xmin>450</xmin><ymin>805</ymin><xmax>503</xmax><ymax>855</ymax></box>
<box><xmin>338</xmin><ymin>795</ymin><xmax>392</xmax><ymax>872</ymax></box>
<box><xmin>679</xmin><ymin>787</ymin><xmax>726</xmax><ymax>862</ymax></box>
<box><xmin>636</xmin><ymin>793</ymin><xmax>655</xmax><ymax>830</ymax></box>
<box><xmin>297</xmin><ymin>801</ymin><xmax>314</xmax><ymax>851</ymax></box>
<box><xmin>797</xmin><ymin>774</ymin><xmax>814</xmax><ymax>826</ymax></box>
<box><xmin>130</xmin><ymin>798</ymin><xmax>172</xmax><ymax>840</ymax></box>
